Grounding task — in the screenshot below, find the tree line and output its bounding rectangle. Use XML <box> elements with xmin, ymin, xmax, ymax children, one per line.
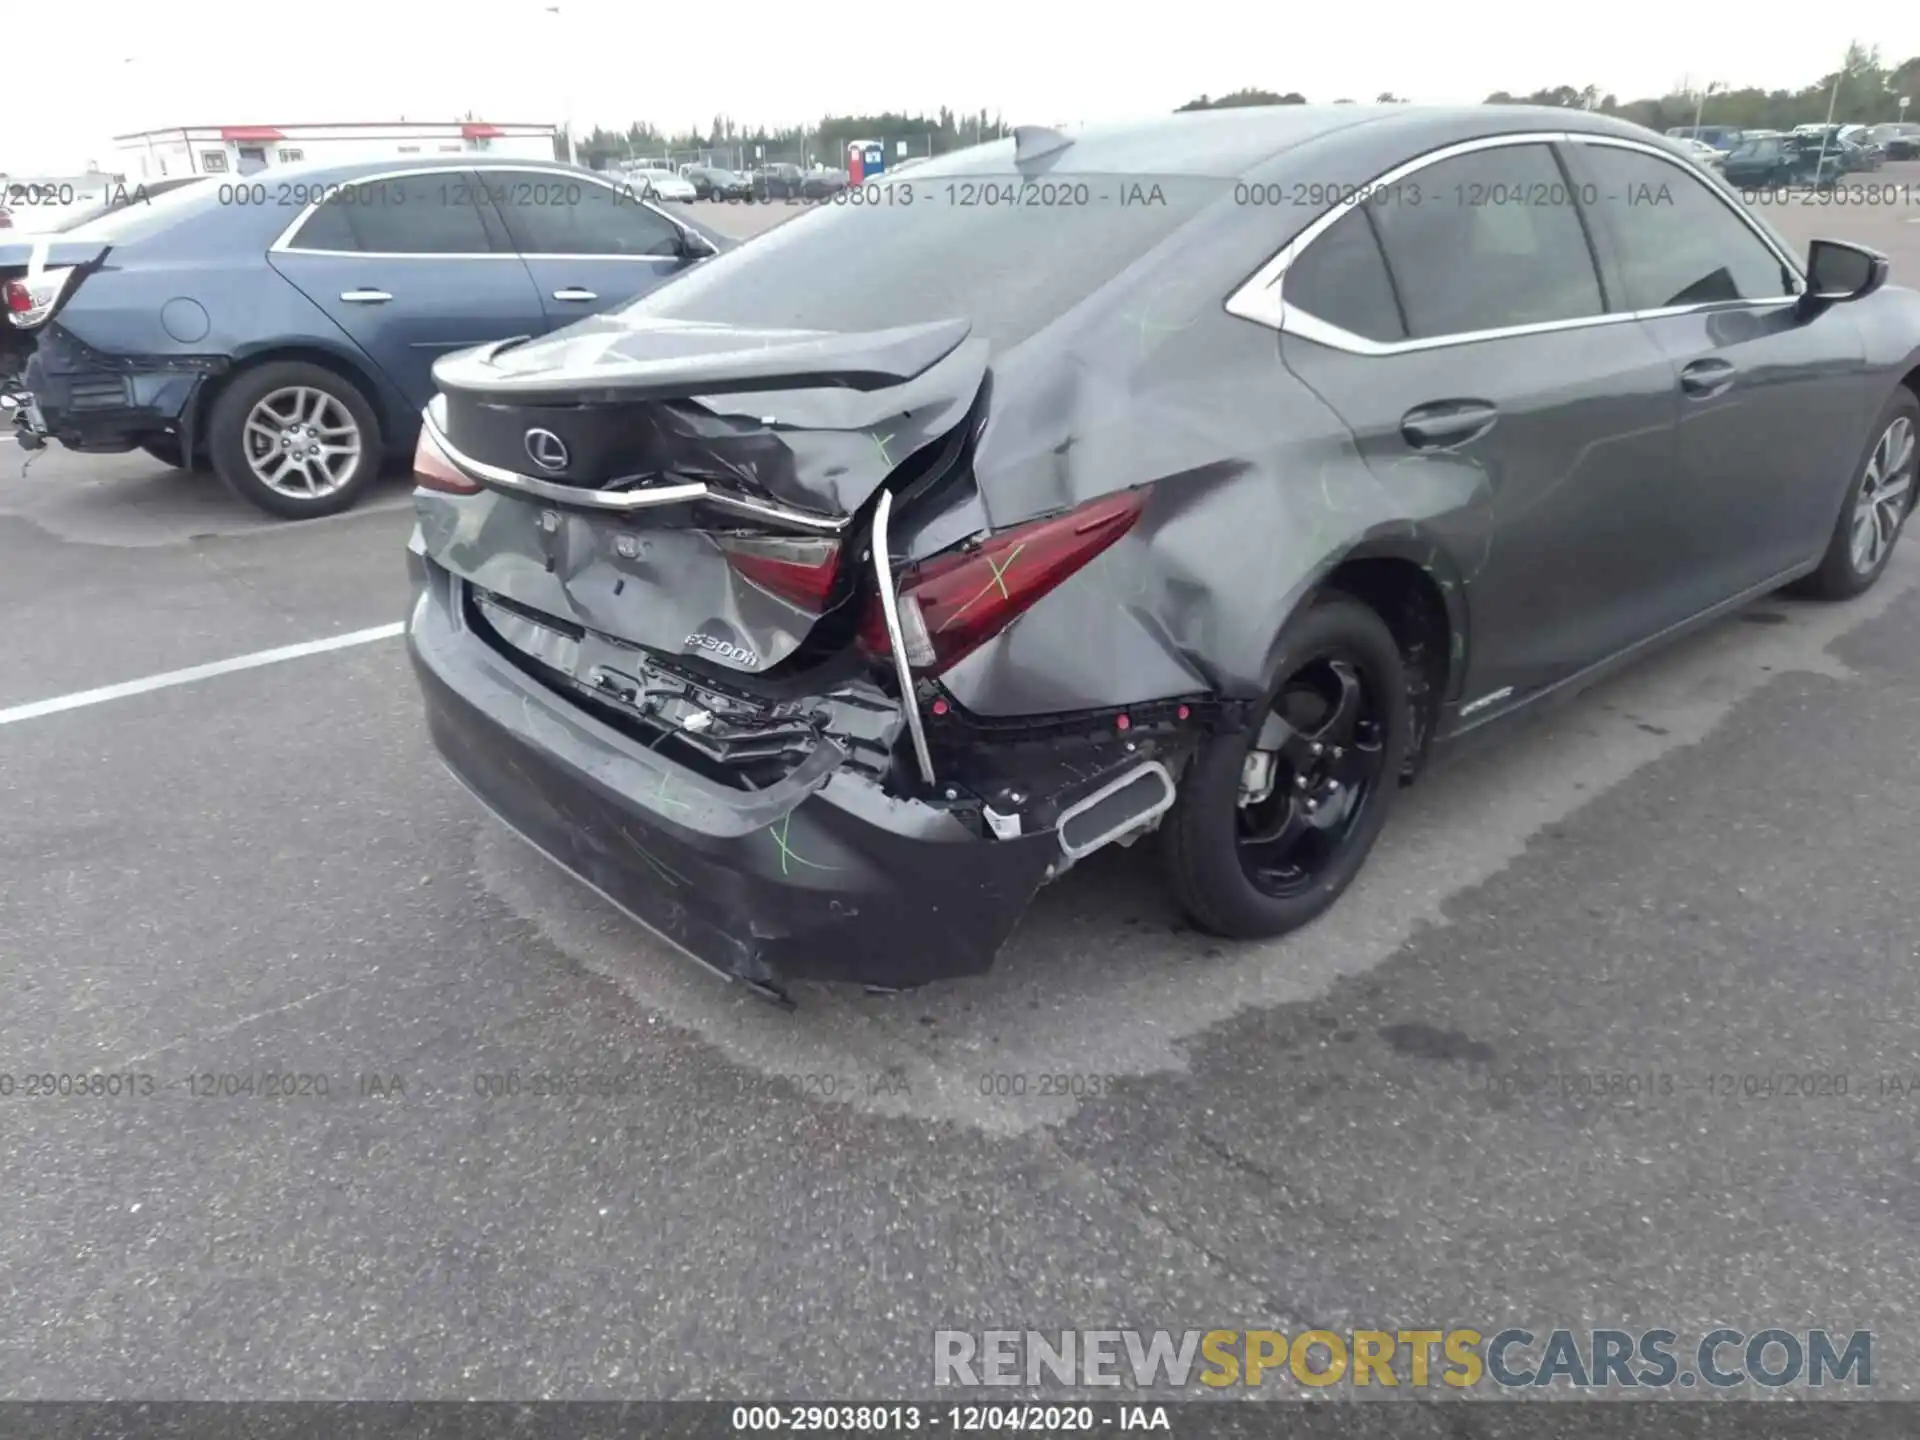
<box><xmin>559</xmin><ymin>109</ymin><xmax>1013</xmax><ymax>171</ymax></box>
<box><xmin>1180</xmin><ymin>45</ymin><xmax>1920</xmax><ymax>130</ymax></box>
<box><xmin>550</xmin><ymin>44</ymin><xmax>1920</xmax><ymax>169</ymax></box>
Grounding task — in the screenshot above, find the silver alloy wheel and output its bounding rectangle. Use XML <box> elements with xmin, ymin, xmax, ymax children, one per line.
<box><xmin>242</xmin><ymin>385</ymin><xmax>362</xmax><ymax>500</ymax></box>
<box><xmin>1850</xmin><ymin>415</ymin><xmax>1916</xmax><ymax>574</ymax></box>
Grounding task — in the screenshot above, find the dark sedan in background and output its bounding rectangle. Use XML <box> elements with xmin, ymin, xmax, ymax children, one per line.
<box><xmin>1869</xmin><ymin>122</ymin><xmax>1920</xmax><ymax>160</ymax></box>
<box><xmin>684</xmin><ymin>166</ymin><xmax>753</xmax><ymax>201</ymax></box>
<box><xmin>1721</xmin><ymin>132</ymin><xmax>1847</xmax><ymax>188</ymax></box>
<box><xmin>404</xmin><ymin>107</ymin><xmax>1919</xmax><ymax>1003</ymax></box>
<box><xmin>752</xmin><ymin>163</ymin><xmax>806</xmax><ymax>200</ymax></box>
<box><xmin>800</xmin><ymin>167</ymin><xmax>850</xmax><ymax>200</ymax></box>
<box><xmin>3</xmin><ymin>157</ymin><xmax>727</xmax><ymax>517</ymax></box>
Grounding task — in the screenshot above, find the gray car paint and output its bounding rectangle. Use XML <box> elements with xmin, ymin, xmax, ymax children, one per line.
<box><xmin>419</xmin><ymin>103</ymin><xmax>1920</xmax><ymax>742</ymax></box>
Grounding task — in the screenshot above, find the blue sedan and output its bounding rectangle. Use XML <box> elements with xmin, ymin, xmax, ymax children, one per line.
<box><xmin>1</xmin><ymin>156</ymin><xmax>728</xmax><ymax>517</ymax></box>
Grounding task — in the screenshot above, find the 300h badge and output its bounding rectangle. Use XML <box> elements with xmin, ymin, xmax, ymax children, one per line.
<box><xmin>684</xmin><ymin>632</ymin><xmax>758</xmax><ymax>667</ymax></box>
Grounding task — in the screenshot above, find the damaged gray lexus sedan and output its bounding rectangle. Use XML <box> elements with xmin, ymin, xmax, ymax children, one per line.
<box><xmin>405</xmin><ymin>105</ymin><xmax>1920</xmax><ymax>1000</ymax></box>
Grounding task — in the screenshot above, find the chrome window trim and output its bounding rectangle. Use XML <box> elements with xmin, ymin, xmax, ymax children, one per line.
<box><xmin>270</xmin><ymin>163</ymin><xmax>688</xmax><ymax>262</ymax></box>
<box><xmin>1224</xmin><ymin>130</ymin><xmax>1808</xmax><ymax>357</ymax></box>
<box><xmin>423</xmin><ymin>411</ymin><xmax>847</xmax><ymax>534</ymax></box>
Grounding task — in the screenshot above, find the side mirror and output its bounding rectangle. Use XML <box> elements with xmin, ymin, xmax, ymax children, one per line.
<box><xmin>677</xmin><ymin>227</ymin><xmax>719</xmax><ymax>259</ymax></box>
<box><xmin>1800</xmin><ymin>239</ymin><xmax>1889</xmax><ymax>313</ymax></box>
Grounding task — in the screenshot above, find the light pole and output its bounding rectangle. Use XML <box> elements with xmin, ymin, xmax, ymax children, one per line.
<box><xmin>1691</xmin><ymin>80</ymin><xmax>1721</xmax><ymax>135</ymax></box>
<box><xmin>543</xmin><ymin>5</ymin><xmax>579</xmax><ymax>166</ymax></box>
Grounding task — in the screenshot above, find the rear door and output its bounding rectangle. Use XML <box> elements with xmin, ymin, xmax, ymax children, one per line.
<box><xmin>484</xmin><ymin>169</ymin><xmax>696</xmax><ymax>329</ymax></box>
<box><xmin>1270</xmin><ymin>137</ymin><xmax>1685</xmax><ymax>711</ymax></box>
<box><xmin>1564</xmin><ymin>136</ymin><xmax>1868</xmax><ymax>593</ymax></box>
<box><xmin>267</xmin><ymin>168</ymin><xmax>548</xmax><ymax>409</ymax></box>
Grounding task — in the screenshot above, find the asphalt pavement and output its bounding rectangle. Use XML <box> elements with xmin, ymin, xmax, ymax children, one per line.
<box><xmin>3</xmin><ymin>183</ymin><xmax>1920</xmax><ymax>1401</ymax></box>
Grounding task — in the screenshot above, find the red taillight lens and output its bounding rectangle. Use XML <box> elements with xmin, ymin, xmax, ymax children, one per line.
<box><xmin>413</xmin><ymin>421</ymin><xmax>482</xmax><ymax>495</ymax></box>
<box><xmin>859</xmin><ymin>488</ymin><xmax>1145</xmax><ymax>675</ymax></box>
<box><xmin>3</xmin><ymin>281</ymin><xmax>31</xmax><ymax>313</ymax></box>
<box><xmin>718</xmin><ymin>534</ymin><xmax>842</xmax><ymax>611</ymax></box>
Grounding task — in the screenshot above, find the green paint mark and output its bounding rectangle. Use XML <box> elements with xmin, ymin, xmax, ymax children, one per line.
<box><xmin>619</xmin><ymin>826</ymin><xmax>686</xmax><ymax>888</ymax></box>
<box><xmin>937</xmin><ymin>542</ymin><xmax>1027</xmax><ymax>633</ymax></box>
<box><xmin>870</xmin><ymin>430</ymin><xmax>896</xmax><ymax>469</ymax></box>
<box><xmin>768</xmin><ymin>814</ymin><xmax>840</xmax><ymax>877</ymax></box>
<box><xmin>1120</xmin><ymin>305</ymin><xmax>1201</xmax><ymax>357</ymax></box>
<box><xmin>649</xmin><ymin>771</ymin><xmax>692</xmax><ymax>814</ymax></box>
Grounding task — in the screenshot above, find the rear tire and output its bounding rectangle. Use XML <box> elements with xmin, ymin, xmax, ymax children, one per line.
<box><xmin>1160</xmin><ymin>595</ymin><xmax>1410</xmax><ymax>940</ymax></box>
<box><xmin>206</xmin><ymin>361</ymin><xmax>382</xmax><ymax>520</ymax></box>
<box><xmin>1789</xmin><ymin>389</ymin><xmax>1918</xmax><ymax>600</ymax></box>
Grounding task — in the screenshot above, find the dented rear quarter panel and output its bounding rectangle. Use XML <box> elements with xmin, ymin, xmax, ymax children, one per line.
<box><xmin>934</xmin><ymin>115</ymin><xmax>1517</xmax><ymax>717</ymax></box>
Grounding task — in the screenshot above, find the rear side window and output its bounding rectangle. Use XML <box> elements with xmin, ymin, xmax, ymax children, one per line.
<box><xmin>1282</xmin><ymin>206</ymin><xmax>1407</xmax><ymax>343</ymax></box>
<box><xmin>1369</xmin><ymin>144</ymin><xmax>1604</xmax><ymax>339</ymax></box>
<box><xmin>1574</xmin><ymin>144</ymin><xmax>1793</xmax><ymax>310</ymax></box>
<box><xmin>628</xmin><ymin>174</ymin><xmax>1226</xmax><ymax>351</ymax></box>
<box><xmin>490</xmin><ymin>174</ymin><xmax>682</xmax><ymax>257</ymax></box>
<box><xmin>288</xmin><ymin>174</ymin><xmax>494</xmax><ymax>254</ymax></box>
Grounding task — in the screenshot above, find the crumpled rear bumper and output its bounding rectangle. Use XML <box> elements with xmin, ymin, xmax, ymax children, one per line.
<box><xmin>406</xmin><ymin>552</ymin><xmax>1062</xmax><ymax>992</ymax></box>
<box><xmin>21</xmin><ymin>328</ymin><xmax>223</xmax><ymax>452</ymax></box>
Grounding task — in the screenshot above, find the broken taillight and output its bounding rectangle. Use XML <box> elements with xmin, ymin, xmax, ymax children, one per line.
<box><xmin>413</xmin><ymin>420</ymin><xmax>482</xmax><ymax>495</ymax></box>
<box><xmin>859</xmin><ymin>488</ymin><xmax>1145</xmax><ymax>676</ymax></box>
<box><xmin>4</xmin><ymin>267</ymin><xmax>75</xmax><ymax>328</ymax></box>
<box><xmin>718</xmin><ymin>534</ymin><xmax>842</xmax><ymax>611</ymax></box>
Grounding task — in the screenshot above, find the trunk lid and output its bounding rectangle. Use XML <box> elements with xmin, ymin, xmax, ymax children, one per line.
<box><xmin>425</xmin><ymin>313</ymin><xmax>989</xmax><ymax>684</ymax></box>
<box><xmin>0</xmin><ymin>238</ymin><xmax>113</xmax><ymax>272</ymax></box>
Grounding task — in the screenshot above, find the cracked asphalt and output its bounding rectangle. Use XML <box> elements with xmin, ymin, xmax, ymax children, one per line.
<box><xmin>1</xmin><ymin>192</ymin><xmax>1919</xmax><ymax>1402</ymax></box>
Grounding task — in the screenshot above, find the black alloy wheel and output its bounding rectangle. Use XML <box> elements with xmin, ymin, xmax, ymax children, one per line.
<box><xmin>1161</xmin><ymin>595</ymin><xmax>1410</xmax><ymax>940</ymax></box>
<box><xmin>1234</xmin><ymin>651</ymin><xmax>1390</xmax><ymax>900</ymax></box>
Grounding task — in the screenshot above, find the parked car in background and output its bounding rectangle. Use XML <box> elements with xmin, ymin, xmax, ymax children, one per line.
<box><xmin>1867</xmin><ymin>122</ymin><xmax>1920</xmax><ymax>159</ymax></box>
<box><xmin>1722</xmin><ymin>132</ymin><xmax>1844</xmax><ymax>188</ymax></box>
<box><xmin>1843</xmin><ymin>137</ymin><xmax>1882</xmax><ymax>171</ymax></box>
<box><xmin>634</xmin><ymin>168</ymin><xmax>697</xmax><ymax>203</ymax></box>
<box><xmin>685</xmin><ymin>166</ymin><xmax>753</xmax><ymax>201</ymax></box>
<box><xmin>1788</xmin><ymin>124</ymin><xmax>1873</xmax><ymax>171</ymax></box>
<box><xmin>1666</xmin><ymin>124</ymin><xmax>1746</xmax><ymax>153</ymax></box>
<box><xmin>801</xmin><ymin>167</ymin><xmax>850</xmax><ymax>200</ymax></box>
<box><xmin>753</xmin><ymin>163</ymin><xmax>806</xmax><ymax>200</ymax></box>
<box><xmin>1832</xmin><ymin>125</ymin><xmax>1882</xmax><ymax>170</ymax></box>
<box><xmin>1677</xmin><ymin>136</ymin><xmax>1727</xmax><ymax>168</ymax></box>
<box><xmin>5</xmin><ymin>156</ymin><xmax>728</xmax><ymax>517</ymax></box>
<box><xmin>404</xmin><ymin>106</ymin><xmax>1920</xmax><ymax>1002</ymax></box>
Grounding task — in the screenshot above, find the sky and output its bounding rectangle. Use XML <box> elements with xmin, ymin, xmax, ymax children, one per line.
<box><xmin>6</xmin><ymin>1</ymin><xmax>1920</xmax><ymax>175</ymax></box>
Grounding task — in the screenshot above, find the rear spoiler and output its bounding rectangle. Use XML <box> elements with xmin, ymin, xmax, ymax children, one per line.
<box><xmin>433</xmin><ymin>316</ymin><xmax>974</xmax><ymax>402</ymax></box>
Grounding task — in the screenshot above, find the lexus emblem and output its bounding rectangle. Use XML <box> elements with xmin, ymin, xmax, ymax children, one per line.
<box><xmin>524</xmin><ymin>428</ymin><xmax>569</xmax><ymax>471</ymax></box>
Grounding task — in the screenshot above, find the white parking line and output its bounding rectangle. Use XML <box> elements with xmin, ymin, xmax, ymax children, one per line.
<box><xmin>0</xmin><ymin>622</ymin><xmax>405</xmax><ymax>728</ymax></box>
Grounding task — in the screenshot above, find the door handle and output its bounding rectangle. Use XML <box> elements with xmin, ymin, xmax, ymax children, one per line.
<box><xmin>1399</xmin><ymin>400</ymin><xmax>1499</xmax><ymax>450</ymax></box>
<box><xmin>1680</xmin><ymin>358</ymin><xmax>1736</xmax><ymax>398</ymax></box>
<box><xmin>339</xmin><ymin>289</ymin><xmax>392</xmax><ymax>304</ymax></box>
<box><xmin>552</xmin><ymin>287</ymin><xmax>599</xmax><ymax>302</ymax></box>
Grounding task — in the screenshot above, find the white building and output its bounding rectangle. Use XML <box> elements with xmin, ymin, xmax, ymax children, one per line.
<box><xmin>112</xmin><ymin>121</ymin><xmax>560</xmax><ymax>180</ymax></box>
